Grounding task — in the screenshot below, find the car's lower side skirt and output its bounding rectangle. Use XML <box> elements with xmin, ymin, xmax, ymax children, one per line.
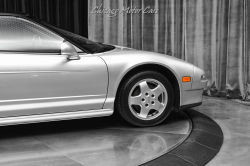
<box><xmin>0</xmin><ymin>109</ymin><xmax>113</xmax><ymax>126</ymax></box>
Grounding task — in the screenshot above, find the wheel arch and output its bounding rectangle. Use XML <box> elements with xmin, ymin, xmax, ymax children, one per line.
<box><xmin>115</xmin><ymin>64</ymin><xmax>181</xmax><ymax>109</ymax></box>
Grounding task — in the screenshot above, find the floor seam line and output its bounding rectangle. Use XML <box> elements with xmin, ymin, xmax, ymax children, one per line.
<box><xmin>187</xmin><ymin>140</ymin><xmax>218</xmax><ymax>151</ymax></box>
<box><xmin>168</xmin><ymin>153</ymin><xmax>198</xmax><ymax>166</ymax></box>
<box><xmin>193</xmin><ymin>129</ymin><xmax>223</xmax><ymax>138</ymax></box>
<box><xmin>31</xmin><ymin>137</ymin><xmax>84</xmax><ymax>166</ymax></box>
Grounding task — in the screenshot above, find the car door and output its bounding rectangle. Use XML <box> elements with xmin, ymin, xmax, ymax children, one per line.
<box><xmin>0</xmin><ymin>16</ymin><xmax>108</xmax><ymax>117</ymax></box>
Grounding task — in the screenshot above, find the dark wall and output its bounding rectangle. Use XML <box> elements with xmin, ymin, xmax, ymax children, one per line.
<box><xmin>0</xmin><ymin>0</ymin><xmax>88</xmax><ymax>38</ymax></box>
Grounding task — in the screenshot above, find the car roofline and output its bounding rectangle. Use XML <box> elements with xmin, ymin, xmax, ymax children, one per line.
<box><xmin>0</xmin><ymin>12</ymin><xmax>29</xmax><ymax>17</ymax></box>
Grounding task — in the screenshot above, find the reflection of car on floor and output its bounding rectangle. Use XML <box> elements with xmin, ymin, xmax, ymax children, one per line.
<box><xmin>0</xmin><ymin>13</ymin><xmax>207</xmax><ymax>127</ymax></box>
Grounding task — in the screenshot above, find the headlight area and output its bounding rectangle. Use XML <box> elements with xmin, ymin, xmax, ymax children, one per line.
<box><xmin>191</xmin><ymin>66</ymin><xmax>208</xmax><ymax>90</ymax></box>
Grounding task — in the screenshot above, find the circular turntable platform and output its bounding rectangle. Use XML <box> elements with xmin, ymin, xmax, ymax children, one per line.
<box><xmin>0</xmin><ymin>109</ymin><xmax>223</xmax><ymax>166</ymax></box>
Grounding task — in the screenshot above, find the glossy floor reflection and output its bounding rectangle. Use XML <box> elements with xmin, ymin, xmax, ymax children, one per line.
<box><xmin>195</xmin><ymin>96</ymin><xmax>250</xmax><ymax>166</ymax></box>
<box><xmin>0</xmin><ymin>111</ymin><xmax>191</xmax><ymax>166</ymax></box>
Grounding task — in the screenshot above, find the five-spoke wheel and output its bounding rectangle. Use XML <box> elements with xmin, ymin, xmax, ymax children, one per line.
<box><xmin>128</xmin><ymin>79</ymin><xmax>167</xmax><ymax>120</ymax></box>
<box><xmin>116</xmin><ymin>71</ymin><xmax>174</xmax><ymax>126</ymax></box>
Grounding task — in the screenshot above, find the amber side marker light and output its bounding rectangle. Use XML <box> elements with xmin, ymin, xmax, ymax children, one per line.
<box><xmin>182</xmin><ymin>76</ymin><xmax>191</xmax><ymax>82</ymax></box>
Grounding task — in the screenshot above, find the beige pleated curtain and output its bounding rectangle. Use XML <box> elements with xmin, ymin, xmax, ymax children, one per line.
<box><xmin>88</xmin><ymin>0</ymin><xmax>250</xmax><ymax>100</ymax></box>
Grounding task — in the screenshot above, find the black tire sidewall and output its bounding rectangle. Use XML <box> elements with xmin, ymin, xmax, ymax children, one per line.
<box><xmin>119</xmin><ymin>71</ymin><xmax>174</xmax><ymax>126</ymax></box>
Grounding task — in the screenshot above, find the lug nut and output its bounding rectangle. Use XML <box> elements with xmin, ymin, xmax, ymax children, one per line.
<box><xmin>145</xmin><ymin>93</ymin><xmax>149</xmax><ymax>96</ymax></box>
<box><xmin>151</xmin><ymin>94</ymin><xmax>155</xmax><ymax>98</ymax></box>
<box><xmin>151</xmin><ymin>101</ymin><xmax>155</xmax><ymax>105</ymax></box>
<box><xmin>145</xmin><ymin>104</ymin><xmax>149</xmax><ymax>107</ymax></box>
<box><xmin>141</xmin><ymin>98</ymin><xmax>145</xmax><ymax>102</ymax></box>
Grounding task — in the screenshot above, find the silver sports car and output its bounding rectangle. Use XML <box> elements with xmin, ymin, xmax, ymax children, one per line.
<box><xmin>0</xmin><ymin>13</ymin><xmax>207</xmax><ymax>126</ymax></box>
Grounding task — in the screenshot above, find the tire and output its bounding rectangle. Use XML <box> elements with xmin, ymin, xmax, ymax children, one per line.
<box><xmin>116</xmin><ymin>71</ymin><xmax>174</xmax><ymax>127</ymax></box>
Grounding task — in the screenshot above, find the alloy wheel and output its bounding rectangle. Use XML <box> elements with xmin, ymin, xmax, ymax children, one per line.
<box><xmin>128</xmin><ymin>79</ymin><xmax>168</xmax><ymax>120</ymax></box>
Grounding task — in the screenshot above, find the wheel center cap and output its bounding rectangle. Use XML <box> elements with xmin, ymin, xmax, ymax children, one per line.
<box><xmin>141</xmin><ymin>91</ymin><xmax>156</xmax><ymax>108</ymax></box>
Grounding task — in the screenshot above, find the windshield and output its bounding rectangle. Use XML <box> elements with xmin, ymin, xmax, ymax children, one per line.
<box><xmin>36</xmin><ymin>20</ymin><xmax>115</xmax><ymax>54</ymax></box>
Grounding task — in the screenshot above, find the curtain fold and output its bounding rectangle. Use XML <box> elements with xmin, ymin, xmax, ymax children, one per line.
<box><xmin>88</xmin><ymin>0</ymin><xmax>250</xmax><ymax>100</ymax></box>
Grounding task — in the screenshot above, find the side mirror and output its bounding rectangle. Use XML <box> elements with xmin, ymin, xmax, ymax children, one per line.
<box><xmin>61</xmin><ymin>41</ymin><xmax>80</xmax><ymax>60</ymax></box>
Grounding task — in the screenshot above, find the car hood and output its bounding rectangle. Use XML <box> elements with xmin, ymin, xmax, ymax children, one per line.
<box><xmin>101</xmin><ymin>44</ymin><xmax>193</xmax><ymax>66</ymax></box>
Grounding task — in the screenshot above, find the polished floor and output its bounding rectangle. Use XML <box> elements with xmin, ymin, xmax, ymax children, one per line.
<box><xmin>195</xmin><ymin>96</ymin><xmax>250</xmax><ymax>166</ymax></box>
<box><xmin>1</xmin><ymin>96</ymin><xmax>249</xmax><ymax>166</ymax></box>
<box><xmin>0</xmin><ymin>111</ymin><xmax>191</xmax><ymax>166</ymax></box>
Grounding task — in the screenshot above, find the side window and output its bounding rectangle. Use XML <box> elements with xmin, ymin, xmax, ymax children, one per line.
<box><xmin>0</xmin><ymin>16</ymin><xmax>64</xmax><ymax>53</ymax></box>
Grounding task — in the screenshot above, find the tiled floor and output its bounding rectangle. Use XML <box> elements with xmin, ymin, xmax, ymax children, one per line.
<box><xmin>1</xmin><ymin>96</ymin><xmax>247</xmax><ymax>166</ymax></box>
<box><xmin>195</xmin><ymin>96</ymin><xmax>250</xmax><ymax>166</ymax></box>
<box><xmin>0</xmin><ymin>110</ymin><xmax>190</xmax><ymax>166</ymax></box>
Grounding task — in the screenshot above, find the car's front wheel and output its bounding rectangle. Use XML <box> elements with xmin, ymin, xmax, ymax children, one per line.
<box><xmin>116</xmin><ymin>71</ymin><xmax>174</xmax><ymax>126</ymax></box>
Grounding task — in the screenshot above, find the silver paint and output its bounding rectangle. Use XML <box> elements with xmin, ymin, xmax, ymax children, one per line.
<box><xmin>61</xmin><ymin>41</ymin><xmax>81</xmax><ymax>60</ymax></box>
<box><xmin>0</xmin><ymin>53</ymin><xmax>108</xmax><ymax>117</ymax></box>
<box><xmin>0</xmin><ymin>15</ymin><xmax>207</xmax><ymax>125</ymax></box>
<box><xmin>99</xmin><ymin>47</ymin><xmax>206</xmax><ymax>109</ymax></box>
